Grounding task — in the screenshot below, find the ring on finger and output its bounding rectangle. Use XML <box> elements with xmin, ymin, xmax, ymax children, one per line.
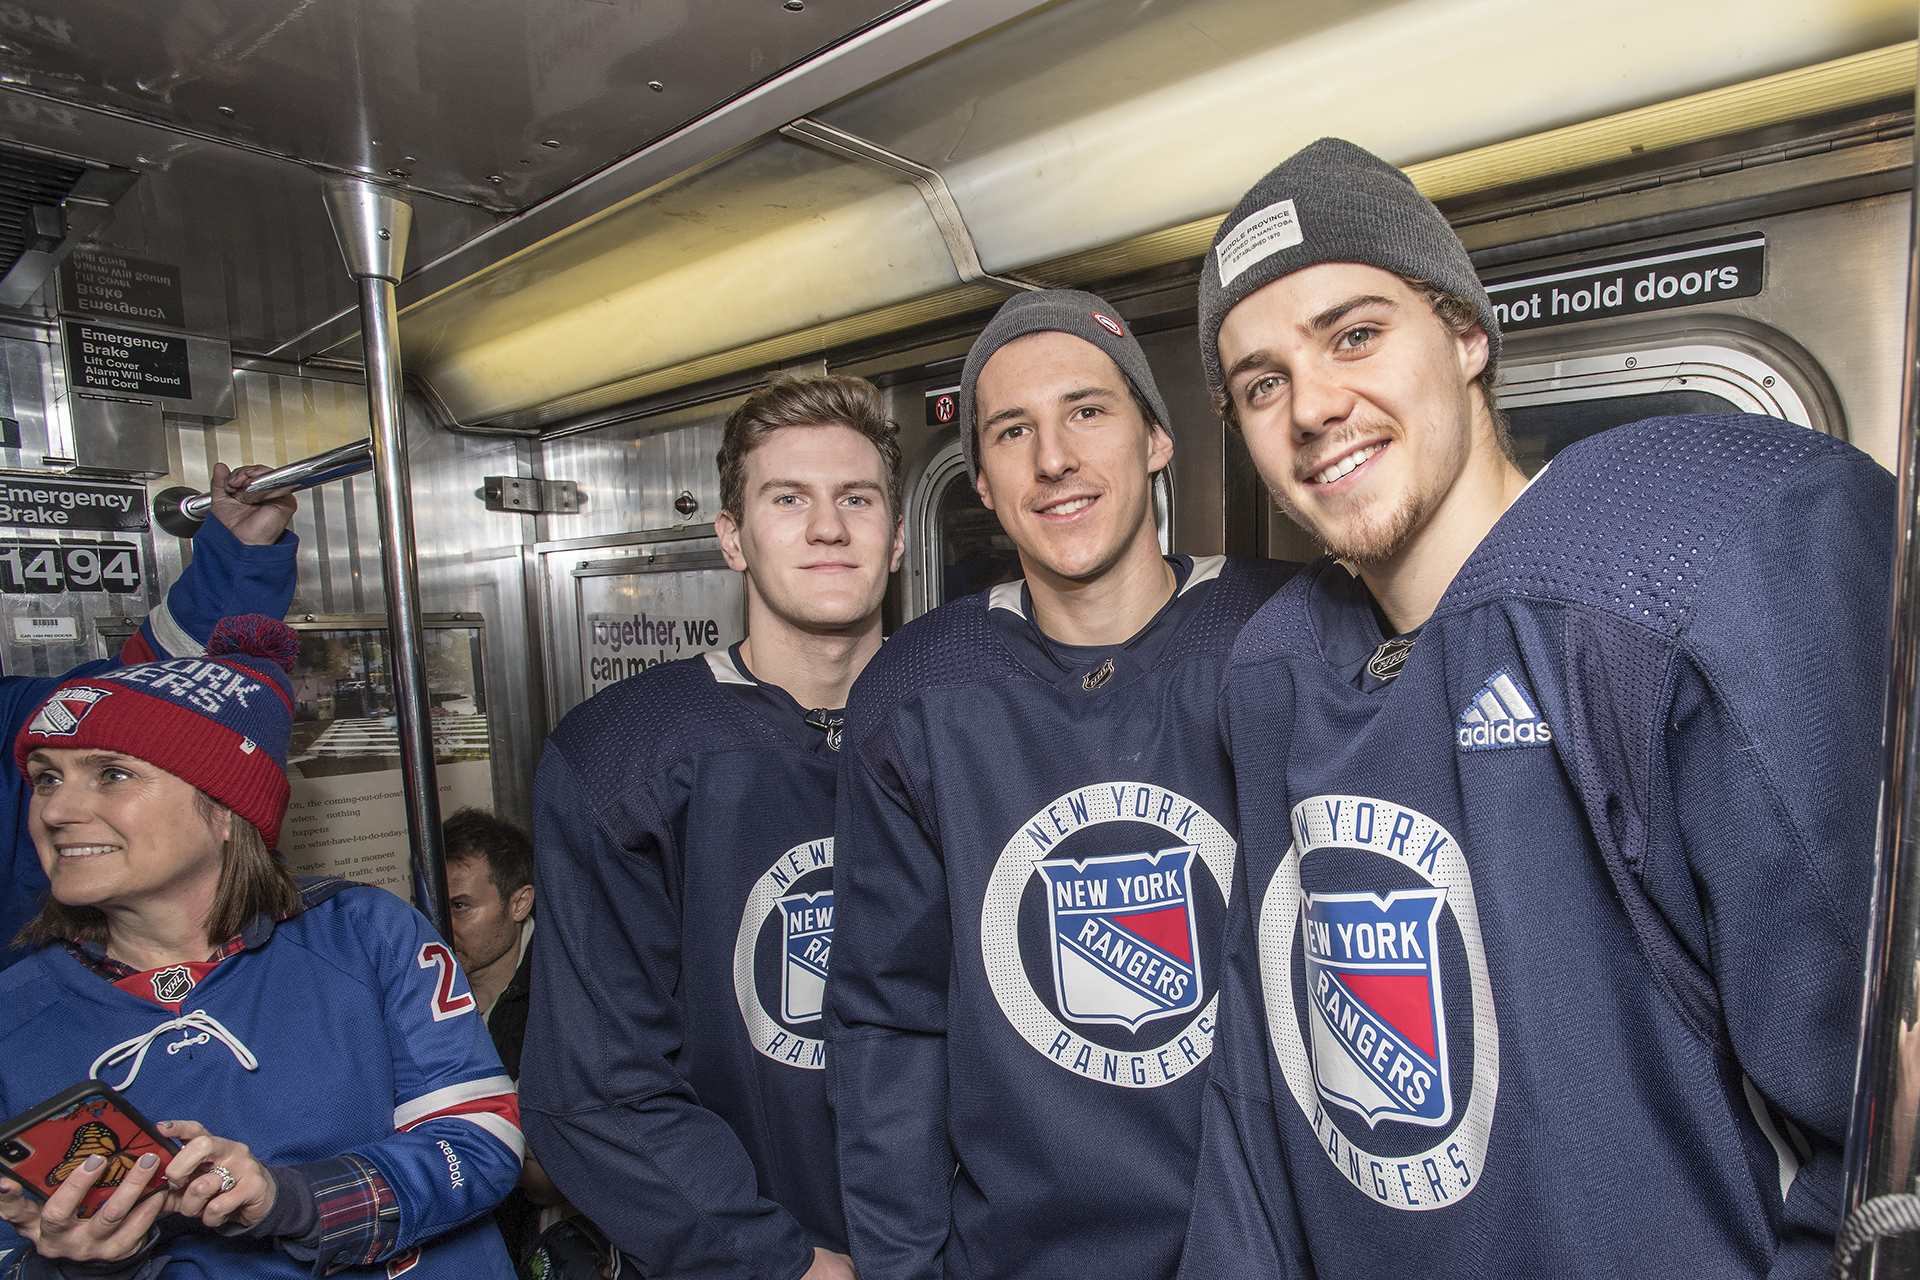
<box><xmin>211</xmin><ymin>1165</ymin><xmax>236</xmax><ymax>1194</ymax></box>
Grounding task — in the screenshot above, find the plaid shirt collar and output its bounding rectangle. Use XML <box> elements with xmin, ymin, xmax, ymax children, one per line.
<box><xmin>65</xmin><ymin>906</ymin><xmax>289</xmax><ymax>982</ymax></box>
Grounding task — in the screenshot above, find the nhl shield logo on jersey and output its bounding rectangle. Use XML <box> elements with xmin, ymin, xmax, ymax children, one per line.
<box><xmin>1037</xmin><ymin>848</ymin><xmax>1202</xmax><ymax>1031</ymax></box>
<box><xmin>1457</xmin><ymin>669</ymin><xmax>1551</xmax><ymax>750</ymax></box>
<box><xmin>982</xmin><ymin>782</ymin><xmax>1235</xmax><ymax>1089</ymax></box>
<box><xmin>149</xmin><ymin>964</ymin><xmax>197</xmax><ymax>1005</ymax></box>
<box><xmin>1302</xmin><ymin>889</ymin><xmax>1450</xmax><ymax>1128</ymax></box>
<box><xmin>26</xmin><ymin>686</ymin><xmax>110</xmax><ymax>738</ymax></box>
<box><xmin>733</xmin><ymin>837</ymin><xmax>833</xmax><ymax>1070</ymax></box>
<box><xmin>1260</xmin><ymin>796</ymin><xmax>1500</xmax><ymax>1212</ymax></box>
<box><xmin>776</xmin><ymin>890</ymin><xmax>833</xmax><ymax>1023</ymax></box>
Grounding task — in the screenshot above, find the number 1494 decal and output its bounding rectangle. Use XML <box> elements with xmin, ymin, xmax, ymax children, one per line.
<box><xmin>0</xmin><ymin>541</ymin><xmax>142</xmax><ymax>594</ymax></box>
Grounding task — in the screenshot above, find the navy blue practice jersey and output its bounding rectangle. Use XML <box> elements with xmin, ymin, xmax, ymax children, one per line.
<box><xmin>829</xmin><ymin>555</ymin><xmax>1299</xmax><ymax>1280</ymax></box>
<box><xmin>522</xmin><ymin>645</ymin><xmax>847</xmax><ymax>1279</ymax></box>
<box><xmin>1180</xmin><ymin>415</ymin><xmax>1893</xmax><ymax>1280</ymax></box>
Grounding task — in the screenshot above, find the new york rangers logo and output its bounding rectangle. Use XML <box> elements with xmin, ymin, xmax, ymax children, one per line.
<box><xmin>775</xmin><ymin>890</ymin><xmax>832</xmax><ymax>1023</ymax></box>
<box><xmin>1303</xmin><ymin>889</ymin><xmax>1451</xmax><ymax>1128</ymax></box>
<box><xmin>734</xmin><ymin>837</ymin><xmax>833</xmax><ymax>1071</ymax></box>
<box><xmin>1038</xmin><ymin>848</ymin><xmax>1201</xmax><ymax>1031</ymax></box>
<box><xmin>27</xmin><ymin>687</ymin><xmax>110</xmax><ymax>738</ymax></box>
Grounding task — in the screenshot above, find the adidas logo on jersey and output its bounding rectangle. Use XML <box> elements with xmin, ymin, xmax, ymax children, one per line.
<box><xmin>1457</xmin><ymin>669</ymin><xmax>1551</xmax><ymax>750</ymax></box>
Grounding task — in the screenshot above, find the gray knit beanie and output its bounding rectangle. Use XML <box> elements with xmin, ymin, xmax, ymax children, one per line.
<box><xmin>958</xmin><ymin>289</ymin><xmax>1173</xmax><ymax>481</ymax></box>
<box><xmin>1197</xmin><ymin>137</ymin><xmax>1499</xmax><ymax>396</ymax></box>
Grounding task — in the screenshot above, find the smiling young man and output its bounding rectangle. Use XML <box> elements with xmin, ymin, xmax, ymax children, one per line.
<box><xmin>520</xmin><ymin>375</ymin><xmax>903</xmax><ymax>1280</ymax></box>
<box><xmin>826</xmin><ymin>290</ymin><xmax>1299</xmax><ymax>1280</ymax></box>
<box><xmin>1176</xmin><ymin>138</ymin><xmax>1892</xmax><ymax>1279</ymax></box>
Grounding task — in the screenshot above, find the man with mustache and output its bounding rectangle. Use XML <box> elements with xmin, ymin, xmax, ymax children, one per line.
<box><xmin>828</xmin><ymin>289</ymin><xmax>1299</xmax><ymax>1280</ymax></box>
<box><xmin>1179</xmin><ymin>137</ymin><xmax>1891</xmax><ymax>1279</ymax></box>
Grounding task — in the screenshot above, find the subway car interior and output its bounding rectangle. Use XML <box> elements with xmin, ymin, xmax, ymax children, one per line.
<box><xmin>4</xmin><ymin>0</ymin><xmax>1920</xmax><ymax>1265</ymax></box>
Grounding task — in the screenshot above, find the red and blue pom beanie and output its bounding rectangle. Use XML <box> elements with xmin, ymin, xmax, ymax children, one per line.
<box><xmin>14</xmin><ymin>614</ymin><xmax>299</xmax><ymax>849</ymax></box>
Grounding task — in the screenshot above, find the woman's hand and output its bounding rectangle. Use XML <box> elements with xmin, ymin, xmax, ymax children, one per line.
<box><xmin>0</xmin><ymin>1150</ymin><xmax>167</xmax><ymax>1262</ymax></box>
<box><xmin>208</xmin><ymin>462</ymin><xmax>298</xmax><ymax>547</ymax></box>
<box><xmin>156</xmin><ymin>1119</ymin><xmax>277</xmax><ymax>1230</ymax></box>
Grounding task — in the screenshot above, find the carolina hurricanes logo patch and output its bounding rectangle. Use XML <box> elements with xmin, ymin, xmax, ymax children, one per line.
<box><xmin>27</xmin><ymin>687</ymin><xmax>110</xmax><ymax>738</ymax></box>
<box><xmin>983</xmin><ymin>782</ymin><xmax>1233</xmax><ymax>1088</ymax></box>
<box><xmin>1092</xmin><ymin>311</ymin><xmax>1125</xmax><ymax>337</ymax></box>
<box><xmin>734</xmin><ymin>837</ymin><xmax>833</xmax><ymax>1071</ymax></box>
<box><xmin>1260</xmin><ymin>795</ymin><xmax>1499</xmax><ymax>1211</ymax></box>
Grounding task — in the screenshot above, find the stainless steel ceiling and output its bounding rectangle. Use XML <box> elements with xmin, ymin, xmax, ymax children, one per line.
<box><xmin>0</xmin><ymin>0</ymin><xmax>920</xmax><ymax>351</ymax></box>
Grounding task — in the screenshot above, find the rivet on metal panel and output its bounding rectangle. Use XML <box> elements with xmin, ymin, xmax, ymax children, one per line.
<box><xmin>1625</xmin><ymin>357</ymin><xmax>1637</xmax><ymax>368</ymax></box>
<box><xmin>784</xmin><ymin>1</ymin><xmax>804</xmax><ymax>9</ymax></box>
<box><xmin>675</xmin><ymin>489</ymin><xmax>698</xmax><ymax>516</ymax></box>
<box><xmin>543</xmin><ymin>140</ymin><xmax>561</xmax><ymax>149</ymax></box>
<box><xmin>216</xmin><ymin>105</ymin><xmax>236</xmax><ymax>117</ymax></box>
<box><xmin>647</xmin><ymin>81</ymin><xmax>664</xmax><ymax>92</ymax></box>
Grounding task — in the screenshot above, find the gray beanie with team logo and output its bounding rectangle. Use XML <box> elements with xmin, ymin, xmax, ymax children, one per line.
<box><xmin>1196</xmin><ymin>137</ymin><xmax>1500</xmax><ymax>397</ymax></box>
<box><xmin>959</xmin><ymin>288</ymin><xmax>1173</xmax><ymax>482</ymax></box>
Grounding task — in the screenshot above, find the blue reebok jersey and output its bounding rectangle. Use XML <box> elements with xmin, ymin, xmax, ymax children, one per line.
<box><xmin>0</xmin><ymin>880</ymin><xmax>522</xmax><ymax>1277</ymax></box>
<box><xmin>828</xmin><ymin>555</ymin><xmax>1299</xmax><ymax>1280</ymax></box>
<box><xmin>0</xmin><ymin>518</ymin><xmax>297</xmax><ymax>969</ymax></box>
<box><xmin>1179</xmin><ymin>415</ymin><xmax>1892</xmax><ymax>1280</ymax></box>
<box><xmin>521</xmin><ymin>647</ymin><xmax>847</xmax><ymax>1280</ymax></box>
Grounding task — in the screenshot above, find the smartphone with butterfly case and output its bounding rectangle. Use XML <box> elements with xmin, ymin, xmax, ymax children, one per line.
<box><xmin>0</xmin><ymin>1081</ymin><xmax>180</xmax><ymax>1218</ymax></box>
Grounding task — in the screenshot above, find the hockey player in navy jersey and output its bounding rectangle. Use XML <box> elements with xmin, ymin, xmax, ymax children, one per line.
<box><xmin>1178</xmin><ymin>138</ymin><xmax>1889</xmax><ymax>1279</ymax></box>
<box><xmin>520</xmin><ymin>375</ymin><xmax>905</xmax><ymax>1280</ymax></box>
<box><xmin>827</xmin><ymin>290</ymin><xmax>1299</xmax><ymax>1280</ymax></box>
<box><xmin>0</xmin><ymin>463</ymin><xmax>299</xmax><ymax>971</ymax></box>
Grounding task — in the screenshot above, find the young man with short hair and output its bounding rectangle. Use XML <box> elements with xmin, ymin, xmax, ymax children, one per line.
<box><xmin>1179</xmin><ymin>138</ymin><xmax>1890</xmax><ymax>1279</ymax></box>
<box><xmin>445</xmin><ymin>808</ymin><xmax>536</xmax><ymax>1035</ymax></box>
<box><xmin>827</xmin><ymin>290</ymin><xmax>1299</xmax><ymax>1280</ymax></box>
<box><xmin>521</xmin><ymin>375</ymin><xmax>904</xmax><ymax>1280</ymax></box>
<box><xmin>444</xmin><ymin>807</ymin><xmax>549</xmax><ymax>1267</ymax></box>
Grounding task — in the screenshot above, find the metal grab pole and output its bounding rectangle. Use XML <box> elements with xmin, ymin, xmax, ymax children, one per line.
<box><xmin>151</xmin><ymin>438</ymin><xmax>375</xmax><ymax>537</ymax></box>
<box><xmin>1837</xmin><ymin>34</ymin><xmax>1920</xmax><ymax>1280</ymax></box>
<box><xmin>321</xmin><ymin>180</ymin><xmax>453</xmax><ymax>944</ymax></box>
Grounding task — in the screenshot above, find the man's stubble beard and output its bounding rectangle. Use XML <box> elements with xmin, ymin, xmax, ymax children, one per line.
<box><xmin>1277</xmin><ymin>482</ymin><xmax>1423</xmax><ymax>566</ymax></box>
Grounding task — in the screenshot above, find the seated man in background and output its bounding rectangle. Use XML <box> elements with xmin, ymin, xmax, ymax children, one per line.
<box><xmin>1</xmin><ymin>462</ymin><xmax>299</xmax><ymax>969</ymax></box>
<box><xmin>445</xmin><ymin>809</ymin><xmax>542</xmax><ymax>1262</ymax></box>
<box><xmin>523</xmin><ymin>374</ymin><xmax>904</xmax><ymax>1280</ymax></box>
<box><xmin>1179</xmin><ymin>137</ymin><xmax>1888</xmax><ymax>1280</ymax></box>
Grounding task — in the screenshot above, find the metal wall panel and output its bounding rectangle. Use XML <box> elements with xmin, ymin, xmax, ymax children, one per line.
<box><xmin>156</xmin><ymin>370</ymin><xmax>541</xmax><ymax>828</ymax></box>
<box><xmin>537</xmin><ymin>405</ymin><xmax>727</xmax><ymax>542</ymax></box>
<box><xmin>0</xmin><ymin>331</ymin><xmax>164</xmax><ymax>678</ymax></box>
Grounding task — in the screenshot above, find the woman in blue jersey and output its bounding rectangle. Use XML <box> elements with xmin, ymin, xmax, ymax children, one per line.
<box><xmin>0</xmin><ymin>616</ymin><xmax>522</xmax><ymax>1279</ymax></box>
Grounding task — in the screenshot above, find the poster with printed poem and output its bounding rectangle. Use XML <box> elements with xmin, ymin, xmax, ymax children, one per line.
<box><xmin>276</xmin><ymin>622</ymin><xmax>494</xmax><ymax>899</ymax></box>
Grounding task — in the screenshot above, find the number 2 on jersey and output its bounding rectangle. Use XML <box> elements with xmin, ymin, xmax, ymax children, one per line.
<box><xmin>416</xmin><ymin>942</ymin><xmax>476</xmax><ymax>1021</ymax></box>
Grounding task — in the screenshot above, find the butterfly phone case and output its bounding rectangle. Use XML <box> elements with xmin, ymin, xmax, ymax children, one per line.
<box><xmin>0</xmin><ymin>1082</ymin><xmax>180</xmax><ymax>1218</ymax></box>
